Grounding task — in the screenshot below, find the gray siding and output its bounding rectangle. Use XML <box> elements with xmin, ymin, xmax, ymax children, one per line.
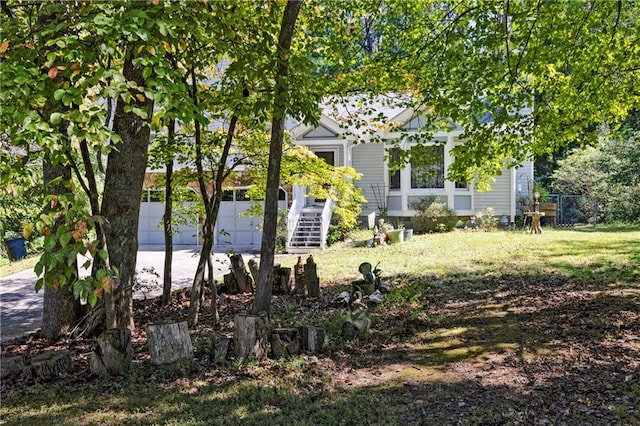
<box><xmin>352</xmin><ymin>142</ymin><xmax>386</xmax><ymax>212</ymax></box>
<box><xmin>473</xmin><ymin>167</ymin><xmax>512</xmax><ymax>216</ymax></box>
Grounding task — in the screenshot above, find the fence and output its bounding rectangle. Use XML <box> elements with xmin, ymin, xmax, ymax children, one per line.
<box><xmin>548</xmin><ymin>194</ymin><xmax>597</xmax><ymax>226</ymax></box>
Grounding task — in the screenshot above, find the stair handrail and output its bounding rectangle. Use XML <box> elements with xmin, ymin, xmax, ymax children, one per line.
<box><xmin>320</xmin><ymin>197</ymin><xmax>334</xmax><ymax>250</ymax></box>
<box><xmin>287</xmin><ymin>185</ymin><xmax>305</xmax><ymax>247</ymax></box>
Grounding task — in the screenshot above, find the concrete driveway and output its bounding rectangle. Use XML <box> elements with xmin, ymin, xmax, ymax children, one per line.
<box><xmin>0</xmin><ymin>245</ymin><xmax>259</xmax><ymax>343</ymax></box>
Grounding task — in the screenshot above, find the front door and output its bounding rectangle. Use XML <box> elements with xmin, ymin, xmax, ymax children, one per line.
<box><xmin>311</xmin><ymin>151</ymin><xmax>335</xmax><ymax>204</ymax></box>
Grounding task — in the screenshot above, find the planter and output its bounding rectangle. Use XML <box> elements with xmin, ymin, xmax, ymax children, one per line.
<box><xmin>403</xmin><ymin>228</ymin><xmax>413</xmax><ymax>241</ymax></box>
<box><xmin>4</xmin><ymin>237</ymin><xmax>27</xmax><ymax>261</ymax></box>
<box><xmin>386</xmin><ymin>229</ymin><xmax>404</xmax><ymax>244</ymax></box>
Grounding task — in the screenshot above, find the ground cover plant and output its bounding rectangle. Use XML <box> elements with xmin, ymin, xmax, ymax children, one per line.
<box><xmin>1</xmin><ymin>225</ymin><xmax>639</xmax><ymax>425</ymax></box>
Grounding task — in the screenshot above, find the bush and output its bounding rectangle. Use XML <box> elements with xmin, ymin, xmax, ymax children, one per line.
<box><xmin>411</xmin><ymin>196</ymin><xmax>458</xmax><ymax>232</ymax></box>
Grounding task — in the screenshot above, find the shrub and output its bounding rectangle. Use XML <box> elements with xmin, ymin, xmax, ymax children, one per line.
<box><xmin>411</xmin><ymin>196</ymin><xmax>458</xmax><ymax>232</ymax></box>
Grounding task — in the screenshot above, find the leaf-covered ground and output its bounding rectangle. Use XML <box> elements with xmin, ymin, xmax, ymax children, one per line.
<box><xmin>1</xmin><ymin>228</ymin><xmax>639</xmax><ymax>425</ymax></box>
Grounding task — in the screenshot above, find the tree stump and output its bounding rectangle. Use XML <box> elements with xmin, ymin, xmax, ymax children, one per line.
<box><xmin>89</xmin><ymin>328</ymin><xmax>133</xmax><ymax>376</ymax></box>
<box><xmin>209</xmin><ymin>336</ymin><xmax>233</xmax><ymax>364</ymax></box>
<box><xmin>1</xmin><ymin>354</ymin><xmax>26</xmax><ymax>379</ymax></box>
<box><xmin>299</xmin><ymin>325</ymin><xmax>327</xmax><ymax>354</ymax></box>
<box><xmin>294</xmin><ymin>256</ymin><xmax>306</xmax><ymax>295</ymax></box>
<box><xmin>305</xmin><ymin>255</ymin><xmax>320</xmax><ymax>298</ymax></box>
<box><xmin>234</xmin><ymin>314</ymin><xmax>270</xmax><ymax>361</ymax></box>
<box><xmin>272</xmin><ymin>265</ymin><xmax>291</xmax><ymax>295</ymax></box>
<box><xmin>146</xmin><ymin>321</ymin><xmax>193</xmax><ymax>366</ymax></box>
<box><xmin>31</xmin><ymin>350</ymin><xmax>72</xmax><ymax>380</ymax></box>
<box><xmin>271</xmin><ymin>328</ymin><xmax>301</xmax><ymax>358</ymax></box>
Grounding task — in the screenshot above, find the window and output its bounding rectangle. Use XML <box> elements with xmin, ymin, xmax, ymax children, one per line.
<box><xmin>455</xmin><ymin>180</ymin><xmax>468</xmax><ymax>189</ymax></box>
<box><xmin>411</xmin><ymin>145</ymin><xmax>444</xmax><ymax>189</ymax></box>
<box><xmin>388</xmin><ymin>148</ymin><xmax>401</xmax><ymax>190</ymax></box>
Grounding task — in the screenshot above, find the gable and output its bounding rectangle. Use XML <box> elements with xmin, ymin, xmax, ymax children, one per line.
<box><xmin>301</xmin><ymin>124</ymin><xmax>340</xmax><ymax>139</ymax></box>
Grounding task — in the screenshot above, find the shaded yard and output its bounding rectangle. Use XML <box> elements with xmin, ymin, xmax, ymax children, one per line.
<box><xmin>1</xmin><ymin>226</ymin><xmax>639</xmax><ymax>425</ymax></box>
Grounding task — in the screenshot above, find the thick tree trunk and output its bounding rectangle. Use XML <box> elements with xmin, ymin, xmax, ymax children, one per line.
<box><xmin>102</xmin><ymin>55</ymin><xmax>154</xmax><ymax>330</ymax></box>
<box><xmin>162</xmin><ymin>119</ymin><xmax>176</xmax><ymax>307</ymax></box>
<box><xmin>41</xmin><ymin>159</ymin><xmax>81</xmax><ymax>340</ymax></box>
<box><xmin>254</xmin><ymin>0</ymin><xmax>302</xmax><ymax>315</ymax></box>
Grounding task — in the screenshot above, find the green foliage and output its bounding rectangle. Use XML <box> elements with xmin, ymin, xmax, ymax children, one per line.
<box><xmin>551</xmin><ymin>128</ymin><xmax>640</xmax><ymax>223</ymax></box>
<box><xmin>477</xmin><ymin>207</ymin><xmax>498</xmax><ymax>232</ymax></box>
<box><xmin>33</xmin><ymin>191</ymin><xmax>116</xmax><ymax>306</ymax></box>
<box><xmin>411</xmin><ymin>196</ymin><xmax>457</xmax><ymax>232</ymax></box>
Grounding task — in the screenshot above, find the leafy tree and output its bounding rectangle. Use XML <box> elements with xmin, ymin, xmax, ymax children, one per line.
<box><xmin>551</xmin><ymin>125</ymin><xmax>640</xmax><ymax>223</ymax></box>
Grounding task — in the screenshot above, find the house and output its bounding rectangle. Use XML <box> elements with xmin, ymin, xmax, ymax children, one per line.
<box><xmin>137</xmin><ymin>97</ymin><xmax>533</xmax><ymax>252</ymax></box>
<box><xmin>285</xmin><ymin>97</ymin><xmax>534</xmax><ymax>252</ymax></box>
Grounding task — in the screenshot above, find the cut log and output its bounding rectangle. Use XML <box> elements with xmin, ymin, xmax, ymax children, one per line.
<box><xmin>146</xmin><ymin>321</ymin><xmax>193</xmax><ymax>366</ymax></box>
<box><xmin>305</xmin><ymin>255</ymin><xmax>320</xmax><ymax>298</ymax></box>
<box><xmin>272</xmin><ymin>265</ymin><xmax>292</xmax><ymax>295</ymax></box>
<box><xmin>293</xmin><ymin>256</ymin><xmax>306</xmax><ymax>295</ymax></box>
<box><xmin>31</xmin><ymin>350</ymin><xmax>72</xmax><ymax>380</ymax></box>
<box><xmin>230</xmin><ymin>253</ymin><xmax>252</xmax><ymax>293</ymax></box>
<box><xmin>271</xmin><ymin>328</ymin><xmax>301</xmax><ymax>358</ymax></box>
<box><xmin>1</xmin><ymin>354</ymin><xmax>26</xmax><ymax>379</ymax></box>
<box><xmin>89</xmin><ymin>328</ymin><xmax>133</xmax><ymax>376</ymax></box>
<box><xmin>223</xmin><ymin>272</ymin><xmax>239</xmax><ymax>294</ymax></box>
<box><xmin>248</xmin><ymin>258</ymin><xmax>260</xmax><ymax>291</ymax></box>
<box><xmin>299</xmin><ymin>326</ymin><xmax>327</xmax><ymax>354</ymax></box>
<box><xmin>209</xmin><ymin>337</ymin><xmax>233</xmax><ymax>364</ymax></box>
<box><xmin>234</xmin><ymin>314</ymin><xmax>270</xmax><ymax>361</ymax></box>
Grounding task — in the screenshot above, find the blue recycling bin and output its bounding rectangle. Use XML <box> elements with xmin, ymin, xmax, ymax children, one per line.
<box><xmin>4</xmin><ymin>237</ymin><xmax>27</xmax><ymax>261</ymax></box>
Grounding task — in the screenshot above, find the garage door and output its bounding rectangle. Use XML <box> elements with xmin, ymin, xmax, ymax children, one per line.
<box><xmin>138</xmin><ymin>190</ymin><xmax>199</xmax><ymax>245</ymax></box>
<box><xmin>216</xmin><ymin>188</ymin><xmax>287</xmax><ymax>246</ymax></box>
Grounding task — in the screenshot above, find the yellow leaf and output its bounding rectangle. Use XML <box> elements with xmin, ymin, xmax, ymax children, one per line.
<box><xmin>136</xmin><ymin>93</ymin><xmax>146</xmax><ymax>102</ymax></box>
<box><xmin>0</xmin><ymin>40</ymin><xmax>8</xmax><ymax>54</ymax></box>
<box><xmin>23</xmin><ymin>222</ymin><xmax>34</xmax><ymax>239</ymax></box>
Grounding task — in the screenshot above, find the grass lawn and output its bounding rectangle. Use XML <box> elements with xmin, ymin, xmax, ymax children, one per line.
<box><xmin>1</xmin><ymin>225</ymin><xmax>639</xmax><ymax>425</ymax></box>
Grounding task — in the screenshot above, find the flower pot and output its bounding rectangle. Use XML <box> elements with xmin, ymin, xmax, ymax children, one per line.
<box><xmin>403</xmin><ymin>228</ymin><xmax>413</xmax><ymax>241</ymax></box>
<box><xmin>4</xmin><ymin>237</ymin><xmax>27</xmax><ymax>261</ymax></box>
<box><xmin>387</xmin><ymin>229</ymin><xmax>404</xmax><ymax>244</ymax></box>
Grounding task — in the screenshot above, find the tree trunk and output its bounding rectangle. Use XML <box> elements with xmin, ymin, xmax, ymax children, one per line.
<box><xmin>188</xmin><ymin>225</ymin><xmax>212</xmax><ymax>327</ymax></box>
<box><xmin>102</xmin><ymin>54</ymin><xmax>154</xmax><ymax>330</ymax></box>
<box><xmin>162</xmin><ymin>119</ymin><xmax>176</xmax><ymax>306</ymax></box>
<box><xmin>89</xmin><ymin>328</ymin><xmax>132</xmax><ymax>376</ymax></box>
<box><xmin>41</xmin><ymin>158</ymin><xmax>81</xmax><ymax>340</ymax></box>
<box><xmin>146</xmin><ymin>321</ymin><xmax>193</xmax><ymax>365</ymax></box>
<box><xmin>254</xmin><ymin>0</ymin><xmax>302</xmax><ymax>315</ymax></box>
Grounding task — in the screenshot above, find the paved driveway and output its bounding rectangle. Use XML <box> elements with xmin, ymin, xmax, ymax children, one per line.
<box><xmin>0</xmin><ymin>245</ymin><xmax>258</xmax><ymax>343</ymax></box>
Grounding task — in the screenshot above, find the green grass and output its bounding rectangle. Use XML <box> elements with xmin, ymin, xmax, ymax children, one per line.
<box><xmin>0</xmin><ymin>254</ymin><xmax>39</xmax><ymax>277</ymax></box>
<box><xmin>2</xmin><ymin>224</ymin><xmax>640</xmax><ymax>425</ymax></box>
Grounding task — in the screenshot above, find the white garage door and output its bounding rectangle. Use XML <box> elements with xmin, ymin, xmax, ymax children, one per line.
<box><xmin>216</xmin><ymin>188</ymin><xmax>287</xmax><ymax>246</ymax></box>
<box><xmin>138</xmin><ymin>190</ymin><xmax>199</xmax><ymax>245</ymax></box>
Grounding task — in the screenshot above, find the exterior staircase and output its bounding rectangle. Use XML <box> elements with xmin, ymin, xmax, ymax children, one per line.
<box><xmin>287</xmin><ymin>207</ymin><xmax>324</xmax><ymax>253</ymax></box>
